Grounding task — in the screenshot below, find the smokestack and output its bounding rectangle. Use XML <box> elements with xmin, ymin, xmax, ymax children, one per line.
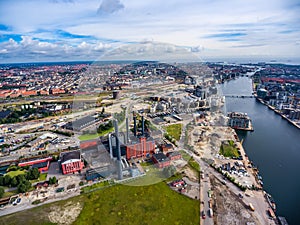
<box><xmin>108</xmin><ymin>133</ymin><xmax>113</xmax><ymax>159</ymax></box>
<box><xmin>142</xmin><ymin>116</ymin><xmax>145</xmax><ymax>136</ymax></box>
<box><xmin>126</xmin><ymin>117</ymin><xmax>129</xmax><ymax>143</ymax></box>
<box><xmin>114</xmin><ymin>120</ymin><xmax>123</xmax><ymax>180</ymax></box>
<box><xmin>133</xmin><ymin>116</ymin><xmax>137</xmax><ymax>137</ymax></box>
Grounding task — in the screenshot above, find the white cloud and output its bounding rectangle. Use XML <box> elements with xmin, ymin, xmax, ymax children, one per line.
<box><xmin>0</xmin><ymin>0</ymin><xmax>300</xmax><ymax>62</ymax></box>
<box><xmin>0</xmin><ymin>36</ymin><xmax>112</xmax><ymax>62</ymax></box>
<box><xmin>97</xmin><ymin>0</ymin><xmax>124</xmax><ymax>15</ymax></box>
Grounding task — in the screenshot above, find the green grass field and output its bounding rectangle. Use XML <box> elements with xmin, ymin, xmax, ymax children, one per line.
<box><xmin>0</xmin><ymin>182</ymin><xmax>199</xmax><ymax>225</ymax></box>
<box><xmin>165</xmin><ymin>123</ymin><xmax>182</xmax><ymax>141</ymax></box>
<box><xmin>78</xmin><ymin>127</ymin><xmax>114</xmax><ymax>141</ymax></box>
<box><xmin>2</xmin><ymin>189</ymin><xmax>18</xmax><ymax>198</ymax></box>
<box><xmin>188</xmin><ymin>158</ymin><xmax>200</xmax><ymax>173</ymax></box>
<box><xmin>219</xmin><ymin>140</ymin><xmax>239</xmax><ymax>158</ymax></box>
<box><xmin>179</xmin><ymin>150</ymin><xmax>191</xmax><ymax>161</ymax></box>
<box><xmin>30</xmin><ymin>173</ymin><xmax>48</xmax><ymax>184</ymax></box>
<box><xmin>6</xmin><ymin>170</ymin><xmax>26</xmax><ymax>178</ymax></box>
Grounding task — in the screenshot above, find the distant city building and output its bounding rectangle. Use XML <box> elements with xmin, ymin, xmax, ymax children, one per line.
<box><xmin>257</xmin><ymin>88</ymin><xmax>268</xmax><ymax>99</ymax></box>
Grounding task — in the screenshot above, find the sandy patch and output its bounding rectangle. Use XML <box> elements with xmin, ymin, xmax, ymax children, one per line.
<box><xmin>48</xmin><ymin>201</ymin><xmax>83</xmax><ymax>225</ymax></box>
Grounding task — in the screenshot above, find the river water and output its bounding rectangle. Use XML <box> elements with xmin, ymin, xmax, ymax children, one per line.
<box><xmin>220</xmin><ymin>77</ymin><xmax>300</xmax><ymax>225</ymax></box>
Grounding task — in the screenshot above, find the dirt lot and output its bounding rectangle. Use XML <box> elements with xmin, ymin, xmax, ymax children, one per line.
<box><xmin>48</xmin><ymin>201</ymin><xmax>83</xmax><ymax>225</ymax></box>
<box><xmin>210</xmin><ymin>175</ymin><xmax>261</xmax><ymax>225</ymax></box>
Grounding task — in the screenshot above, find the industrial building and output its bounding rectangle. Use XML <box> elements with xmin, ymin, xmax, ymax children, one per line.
<box><xmin>108</xmin><ymin>116</ymin><xmax>155</xmax><ymax>160</ymax></box>
<box><xmin>18</xmin><ymin>156</ymin><xmax>52</xmax><ymax>173</ymax></box>
<box><xmin>60</xmin><ymin>151</ymin><xmax>84</xmax><ymax>175</ymax></box>
<box><xmin>152</xmin><ymin>153</ymin><xmax>170</xmax><ymax>168</ymax></box>
<box><xmin>64</xmin><ymin>115</ymin><xmax>98</xmax><ymax>131</ymax></box>
<box><xmin>166</xmin><ymin>151</ymin><xmax>182</xmax><ymax>161</ymax></box>
<box><xmin>81</xmin><ymin>139</ymin><xmax>116</xmax><ymax>181</ymax></box>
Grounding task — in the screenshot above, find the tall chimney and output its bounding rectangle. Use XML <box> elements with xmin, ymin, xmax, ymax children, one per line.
<box><xmin>133</xmin><ymin>115</ymin><xmax>137</xmax><ymax>137</ymax></box>
<box><xmin>142</xmin><ymin>116</ymin><xmax>145</xmax><ymax>136</ymax></box>
<box><xmin>114</xmin><ymin>120</ymin><xmax>123</xmax><ymax>180</ymax></box>
<box><xmin>126</xmin><ymin>117</ymin><xmax>129</xmax><ymax>143</ymax></box>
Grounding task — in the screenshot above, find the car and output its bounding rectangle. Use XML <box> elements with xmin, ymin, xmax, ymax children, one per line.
<box><xmin>202</xmin><ymin>211</ymin><xmax>206</xmax><ymax>219</ymax></box>
<box><xmin>16</xmin><ymin>198</ymin><xmax>21</xmax><ymax>203</ymax></box>
<box><xmin>238</xmin><ymin>193</ymin><xmax>243</xmax><ymax>198</ymax></box>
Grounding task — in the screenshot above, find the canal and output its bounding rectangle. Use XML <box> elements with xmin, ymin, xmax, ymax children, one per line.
<box><xmin>220</xmin><ymin>77</ymin><xmax>300</xmax><ymax>225</ymax></box>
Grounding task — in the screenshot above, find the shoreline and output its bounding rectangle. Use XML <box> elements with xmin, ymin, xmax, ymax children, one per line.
<box><xmin>254</xmin><ymin>95</ymin><xmax>300</xmax><ymax>129</ymax></box>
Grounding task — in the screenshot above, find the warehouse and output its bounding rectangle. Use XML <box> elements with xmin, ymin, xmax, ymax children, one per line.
<box><xmin>18</xmin><ymin>156</ymin><xmax>52</xmax><ymax>172</ymax></box>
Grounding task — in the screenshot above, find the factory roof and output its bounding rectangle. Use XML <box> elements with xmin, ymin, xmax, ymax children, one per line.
<box><xmin>152</xmin><ymin>153</ymin><xmax>169</xmax><ymax>162</ymax></box>
<box><xmin>61</xmin><ymin>151</ymin><xmax>81</xmax><ymax>164</ymax></box>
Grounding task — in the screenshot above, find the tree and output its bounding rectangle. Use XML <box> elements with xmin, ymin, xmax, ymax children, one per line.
<box><xmin>26</xmin><ymin>168</ymin><xmax>40</xmax><ymax>180</ymax></box>
<box><xmin>0</xmin><ymin>187</ymin><xmax>4</xmax><ymax>198</ymax></box>
<box><xmin>48</xmin><ymin>176</ymin><xmax>57</xmax><ymax>185</ymax></box>
<box><xmin>0</xmin><ymin>176</ymin><xmax>4</xmax><ymax>186</ymax></box>
<box><xmin>4</xmin><ymin>175</ymin><xmax>11</xmax><ymax>186</ymax></box>
<box><xmin>17</xmin><ymin>183</ymin><xmax>26</xmax><ymax>193</ymax></box>
<box><xmin>17</xmin><ymin>180</ymin><xmax>31</xmax><ymax>193</ymax></box>
<box><xmin>10</xmin><ymin>177</ymin><xmax>18</xmax><ymax>187</ymax></box>
<box><xmin>16</xmin><ymin>174</ymin><xmax>26</xmax><ymax>184</ymax></box>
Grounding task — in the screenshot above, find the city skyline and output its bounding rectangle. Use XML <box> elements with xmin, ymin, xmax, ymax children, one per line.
<box><xmin>0</xmin><ymin>0</ymin><xmax>300</xmax><ymax>63</ymax></box>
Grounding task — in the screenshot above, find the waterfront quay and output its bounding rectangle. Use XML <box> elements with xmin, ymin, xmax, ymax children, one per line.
<box><xmin>254</xmin><ymin>96</ymin><xmax>300</xmax><ymax>129</ymax></box>
<box><xmin>222</xmin><ymin>75</ymin><xmax>300</xmax><ymax>224</ymax></box>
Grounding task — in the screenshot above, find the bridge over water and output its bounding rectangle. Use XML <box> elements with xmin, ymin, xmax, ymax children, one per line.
<box><xmin>223</xmin><ymin>95</ymin><xmax>254</xmax><ymax>98</ymax></box>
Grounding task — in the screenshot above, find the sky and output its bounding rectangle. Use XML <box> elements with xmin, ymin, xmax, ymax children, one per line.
<box><xmin>0</xmin><ymin>0</ymin><xmax>300</xmax><ymax>63</ymax></box>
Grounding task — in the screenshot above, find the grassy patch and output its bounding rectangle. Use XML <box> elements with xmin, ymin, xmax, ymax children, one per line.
<box><xmin>165</xmin><ymin>123</ymin><xmax>182</xmax><ymax>141</ymax></box>
<box><xmin>76</xmin><ymin>183</ymin><xmax>199</xmax><ymax>225</ymax></box>
<box><xmin>128</xmin><ymin>167</ymin><xmax>164</xmax><ymax>186</ymax></box>
<box><xmin>164</xmin><ymin>172</ymin><xmax>183</xmax><ymax>182</ymax></box>
<box><xmin>219</xmin><ymin>140</ymin><xmax>239</xmax><ymax>158</ymax></box>
<box><xmin>6</xmin><ymin>170</ymin><xmax>26</xmax><ymax>178</ymax></box>
<box><xmin>30</xmin><ymin>173</ymin><xmax>48</xmax><ymax>183</ymax></box>
<box><xmin>188</xmin><ymin>158</ymin><xmax>200</xmax><ymax>172</ymax></box>
<box><xmin>81</xmin><ymin>180</ymin><xmax>113</xmax><ymax>193</ymax></box>
<box><xmin>3</xmin><ymin>189</ymin><xmax>18</xmax><ymax>198</ymax></box>
<box><xmin>78</xmin><ymin>127</ymin><xmax>114</xmax><ymax>141</ymax></box>
<box><xmin>179</xmin><ymin>150</ymin><xmax>191</xmax><ymax>161</ymax></box>
<box><xmin>39</xmin><ymin>173</ymin><xmax>48</xmax><ymax>181</ymax></box>
<box><xmin>0</xmin><ymin>183</ymin><xmax>199</xmax><ymax>225</ymax></box>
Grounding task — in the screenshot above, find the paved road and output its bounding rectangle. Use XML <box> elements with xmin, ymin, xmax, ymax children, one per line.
<box><xmin>201</xmin><ymin>177</ymin><xmax>214</xmax><ymax>225</ymax></box>
<box><xmin>197</xmin><ymin>158</ymin><xmax>276</xmax><ymax>225</ymax></box>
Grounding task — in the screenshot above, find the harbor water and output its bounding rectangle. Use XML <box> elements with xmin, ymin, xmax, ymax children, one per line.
<box><xmin>220</xmin><ymin>77</ymin><xmax>300</xmax><ymax>225</ymax></box>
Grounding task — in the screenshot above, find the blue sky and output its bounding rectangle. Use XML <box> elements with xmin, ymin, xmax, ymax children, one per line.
<box><xmin>0</xmin><ymin>0</ymin><xmax>300</xmax><ymax>63</ymax></box>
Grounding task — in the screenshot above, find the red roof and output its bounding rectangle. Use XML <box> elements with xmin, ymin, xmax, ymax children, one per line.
<box><xmin>80</xmin><ymin>140</ymin><xmax>98</xmax><ymax>149</ymax></box>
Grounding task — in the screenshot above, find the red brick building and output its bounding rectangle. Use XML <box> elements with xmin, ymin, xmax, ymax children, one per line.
<box><xmin>152</xmin><ymin>153</ymin><xmax>170</xmax><ymax>168</ymax></box>
<box><xmin>166</xmin><ymin>151</ymin><xmax>182</xmax><ymax>161</ymax></box>
<box><xmin>126</xmin><ymin>137</ymin><xmax>155</xmax><ymax>160</ymax></box>
<box><xmin>60</xmin><ymin>151</ymin><xmax>84</xmax><ymax>175</ymax></box>
<box><xmin>160</xmin><ymin>143</ymin><xmax>173</xmax><ymax>153</ymax></box>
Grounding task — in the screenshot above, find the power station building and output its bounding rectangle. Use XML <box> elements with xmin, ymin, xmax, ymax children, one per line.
<box><xmin>108</xmin><ymin>116</ymin><xmax>155</xmax><ymax>160</ymax></box>
<box><xmin>125</xmin><ymin>136</ymin><xmax>155</xmax><ymax>160</ymax></box>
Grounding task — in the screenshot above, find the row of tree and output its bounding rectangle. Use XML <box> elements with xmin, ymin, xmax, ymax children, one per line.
<box><xmin>0</xmin><ymin>168</ymin><xmax>40</xmax><ymax>194</ymax></box>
